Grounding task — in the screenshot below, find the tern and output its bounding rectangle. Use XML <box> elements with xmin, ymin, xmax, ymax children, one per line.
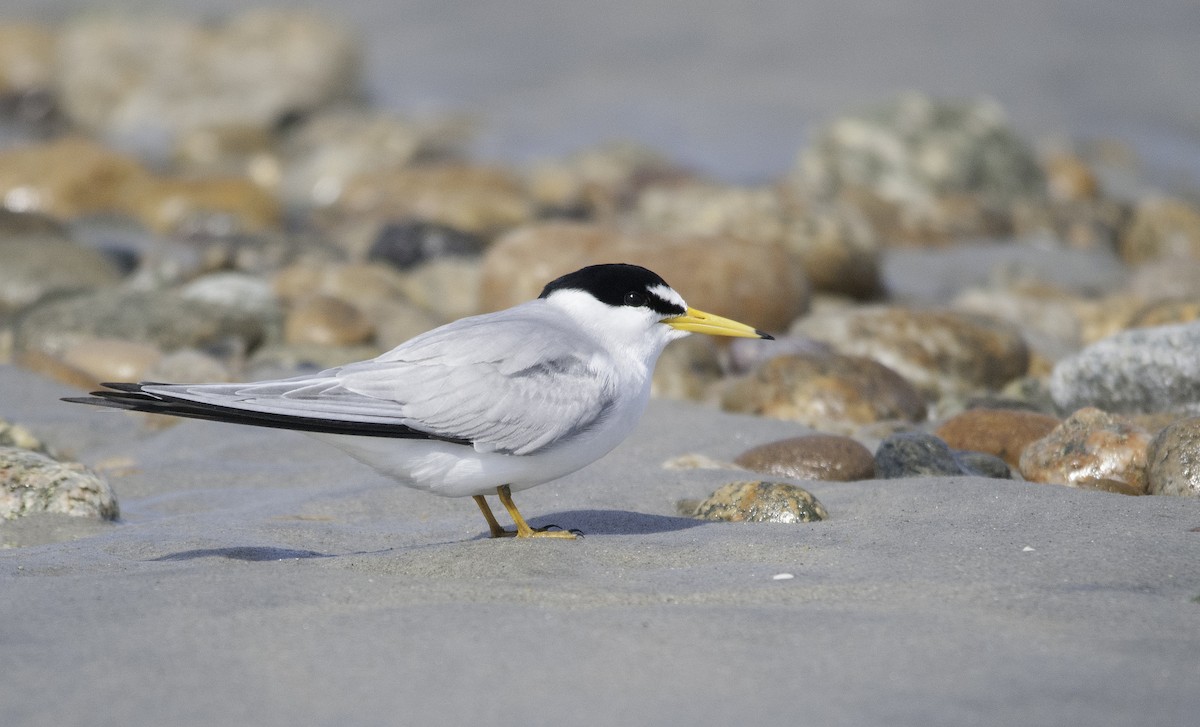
<box><xmin>66</xmin><ymin>264</ymin><xmax>773</xmax><ymax>539</ymax></box>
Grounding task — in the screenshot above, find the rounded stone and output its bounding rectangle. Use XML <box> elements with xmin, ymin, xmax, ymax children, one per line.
<box><xmin>1118</xmin><ymin>197</ymin><xmax>1200</xmax><ymax>265</ymax></box>
<box><xmin>874</xmin><ymin>432</ymin><xmax>964</xmax><ymax>478</ymax></box>
<box><xmin>367</xmin><ymin>220</ymin><xmax>486</xmax><ymax>271</ymax></box>
<box><xmin>685</xmin><ymin>481</ymin><xmax>829</xmax><ymax>523</ymax></box>
<box><xmin>952</xmin><ymin>450</ymin><xmax>1013</xmax><ymax>479</ymax></box>
<box><xmin>0</xmin><ymin>137</ymin><xmax>149</xmax><ymax>219</ymax></box>
<box><xmin>1018</xmin><ymin>407</ymin><xmax>1152</xmax><ymax>494</ymax></box>
<box><xmin>335</xmin><ymin>164</ymin><xmax>533</xmax><ymax>237</ymax></box>
<box><xmin>935</xmin><ymin>408</ymin><xmax>1061</xmax><ymax>468</ymax></box>
<box><xmin>123</xmin><ymin>175</ymin><xmax>280</xmax><ymax>234</ymax></box>
<box><xmin>0</xmin><ymin>210</ymin><xmax>124</xmax><ymax>314</ymax></box>
<box><xmin>734</xmin><ymin>434</ymin><xmax>875</xmax><ymax>481</ymax></box>
<box><xmin>481</xmin><ymin>221</ymin><xmax>809</xmax><ymax>332</ymax></box>
<box><xmin>59</xmin><ymin>337</ymin><xmax>163</xmax><ymax>385</ymax></box>
<box><xmin>1049</xmin><ymin>321</ymin><xmax>1200</xmax><ymax>415</ymax></box>
<box><xmin>0</xmin><ymin>446</ymin><xmax>118</xmax><ymax>520</ymax></box>
<box><xmin>720</xmin><ymin>352</ymin><xmax>927</xmax><ymax>434</ymax></box>
<box><xmin>284</xmin><ymin>295</ymin><xmax>375</xmax><ymax>346</ymax></box>
<box><xmin>794</xmin><ymin>305</ymin><xmax>1030</xmax><ymax>398</ymax></box>
<box><xmin>14</xmin><ymin>288</ymin><xmax>273</xmax><ymax>359</ymax></box>
<box><xmin>1146</xmin><ymin>417</ymin><xmax>1200</xmax><ymax>497</ymax></box>
<box><xmin>55</xmin><ymin>11</ymin><xmax>360</xmax><ymax>148</ymax></box>
<box><xmin>526</xmin><ymin>141</ymin><xmax>687</xmax><ymax>217</ymax></box>
<box><xmin>0</xmin><ymin>24</ymin><xmax>55</xmax><ymax>94</ymax></box>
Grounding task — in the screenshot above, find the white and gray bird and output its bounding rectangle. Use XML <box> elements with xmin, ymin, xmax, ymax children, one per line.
<box><xmin>66</xmin><ymin>264</ymin><xmax>773</xmax><ymax>539</ymax></box>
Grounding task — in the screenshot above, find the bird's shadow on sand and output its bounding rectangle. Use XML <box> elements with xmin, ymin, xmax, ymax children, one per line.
<box><xmin>146</xmin><ymin>510</ymin><xmax>704</xmax><ymax>560</ymax></box>
<box><xmin>527</xmin><ymin>509</ymin><xmax>704</xmax><ymax>536</ymax></box>
<box><xmin>150</xmin><ymin>546</ymin><xmax>334</xmax><ymax>562</ymax></box>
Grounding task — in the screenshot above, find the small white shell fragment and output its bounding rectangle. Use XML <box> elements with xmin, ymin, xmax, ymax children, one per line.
<box><xmin>772</xmin><ymin>572</ymin><xmax>795</xmax><ymax>580</ymax></box>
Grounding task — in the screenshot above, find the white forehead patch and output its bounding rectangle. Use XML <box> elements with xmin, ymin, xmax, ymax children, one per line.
<box><xmin>649</xmin><ymin>283</ymin><xmax>687</xmax><ymax>312</ymax></box>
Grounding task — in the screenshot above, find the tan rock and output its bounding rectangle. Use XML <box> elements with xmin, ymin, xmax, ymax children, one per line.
<box><xmin>1119</xmin><ymin>197</ymin><xmax>1200</xmax><ymax>265</ymax></box>
<box><xmin>734</xmin><ymin>434</ymin><xmax>875</xmax><ymax>481</ymax></box>
<box><xmin>481</xmin><ymin>222</ymin><xmax>808</xmax><ymax>332</ymax></box>
<box><xmin>1018</xmin><ymin>407</ymin><xmax>1152</xmax><ymax>494</ymax></box>
<box><xmin>0</xmin><ymin>24</ymin><xmax>55</xmax><ymax>93</ymax></box>
<box><xmin>124</xmin><ymin>176</ymin><xmax>280</xmax><ymax>234</ymax></box>
<box><xmin>935</xmin><ymin>408</ymin><xmax>1061</xmax><ymax>468</ymax></box>
<box><xmin>720</xmin><ymin>352</ymin><xmax>926</xmax><ymax>433</ymax></box>
<box><xmin>335</xmin><ymin>164</ymin><xmax>532</xmax><ymax>236</ymax></box>
<box><xmin>0</xmin><ymin>137</ymin><xmax>149</xmax><ymax>219</ymax></box>
<box><xmin>795</xmin><ymin>305</ymin><xmax>1030</xmax><ymax>398</ymax></box>
<box><xmin>284</xmin><ymin>295</ymin><xmax>375</xmax><ymax>346</ymax></box>
<box><xmin>59</xmin><ymin>338</ymin><xmax>164</xmax><ymax>386</ymax></box>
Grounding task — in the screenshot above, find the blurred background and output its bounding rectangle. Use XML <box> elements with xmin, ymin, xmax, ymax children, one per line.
<box><xmin>5</xmin><ymin>0</ymin><xmax>1199</xmax><ymax>186</ymax></box>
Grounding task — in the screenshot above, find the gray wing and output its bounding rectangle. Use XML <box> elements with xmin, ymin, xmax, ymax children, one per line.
<box><xmin>135</xmin><ymin>303</ymin><xmax>618</xmax><ymax>456</ymax></box>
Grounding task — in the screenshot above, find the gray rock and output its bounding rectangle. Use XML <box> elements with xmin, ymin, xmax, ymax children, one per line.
<box><xmin>1146</xmin><ymin>417</ymin><xmax>1200</xmax><ymax>497</ymax></box>
<box><xmin>13</xmin><ymin>288</ymin><xmax>275</xmax><ymax>359</ymax></box>
<box><xmin>0</xmin><ymin>210</ymin><xmax>123</xmax><ymax>314</ymax></box>
<box><xmin>0</xmin><ymin>446</ymin><xmax>118</xmax><ymax>520</ymax></box>
<box><xmin>953</xmin><ymin>450</ymin><xmax>1013</xmax><ymax>480</ymax></box>
<box><xmin>55</xmin><ymin>11</ymin><xmax>361</xmax><ymax>159</ymax></box>
<box><xmin>1049</xmin><ymin>322</ymin><xmax>1200</xmax><ymax>415</ymax></box>
<box><xmin>875</xmin><ymin>432</ymin><xmax>964</xmax><ymax>478</ymax></box>
<box><xmin>799</xmin><ymin>92</ymin><xmax>1044</xmax><ymax>211</ymax></box>
<box><xmin>368</xmin><ymin>220</ymin><xmax>486</xmax><ymax>270</ymax></box>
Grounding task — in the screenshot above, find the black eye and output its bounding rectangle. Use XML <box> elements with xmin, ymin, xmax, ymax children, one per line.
<box><xmin>623</xmin><ymin>291</ymin><xmax>646</xmax><ymax>307</ymax></box>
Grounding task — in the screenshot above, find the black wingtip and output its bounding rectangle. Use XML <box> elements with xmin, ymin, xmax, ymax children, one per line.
<box><xmin>756</xmin><ymin>330</ymin><xmax>775</xmax><ymax>340</ymax></box>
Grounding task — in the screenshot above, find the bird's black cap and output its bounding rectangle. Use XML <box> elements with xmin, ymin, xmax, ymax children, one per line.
<box><xmin>539</xmin><ymin>264</ymin><xmax>685</xmax><ymax>317</ymax></box>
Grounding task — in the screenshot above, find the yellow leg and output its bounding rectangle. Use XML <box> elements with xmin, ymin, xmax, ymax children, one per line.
<box><xmin>495</xmin><ymin>485</ymin><xmax>578</xmax><ymax>539</ymax></box>
<box><xmin>473</xmin><ymin>495</ymin><xmax>512</xmax><ymax>538</ymax></box>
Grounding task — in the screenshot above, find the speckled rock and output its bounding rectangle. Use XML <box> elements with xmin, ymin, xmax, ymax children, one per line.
<box><xmin>284</xmin><ymin>295</ymin><xmax>375</xmax><ymax>346</ymax></box>
<box><xmin>1018</xmin><ymin>407</ymin><xmax>1151</xmax><ymax>494</ymax></box>
<box><xmin>481</xmin><ymin>222</ymin><xmax>808</xmax><ymax>331</ymax></box>
<box><xmin>1049</xmin><ymin>321</ymin><xmax>1200</xmax><ymax>415</ymax></box>
<box><xmin>123</xmin><ymin>176</ymin><xmax>280</xmax><ymax>234</ymax></box>
<box><xmin>797</xmin><ymin>93</ymin><xmax>1044</xmax><ymax>244</ymax></box>
<box><xmin>0</xmin><ymin>24</ymin><xmax>55</xmax><ymax>95</ymax></box>
<box><xmin>734</xmin><ymin>435</ymin><xmax>875</xmax><ymax>481</ymax></box>
<box><xmin>58</xmin><ymin>338</ymin><xmax>164</xmax><ymax>386</ymax></box>
<box><xmin>13</xmin><ymin>288</ymin><xmax>273</xmax><ymax>359</ymax></box>
<box><xmin>935</xmin><ymin>408</ymin><xmax>1061</xmax><ymax>468</ymax></box>
<box><xmin>720</xmin><ymin>352</ymin><xmax>926</xmax><ymax>434</ymax></box>
<box><xmin>1118</xmin><ymin>197</ymin><xmax>1200</xmax><ymax>265</ymax></box>
<box><xmin>0</xmin><ymin>137</ymin><xmax>149</xmax><ymax>219</ymax></box>
<box><xmin>367</xmin><ymin>220</ymin><xmax>486</xmax><ymax>270</ymax></box>
<box><xmin>1010</xmin><ymin>196</ymin><xmax>1128</xmax><ymax>251</ymax></box>
<box><xmin>278</xmin><ymin>109</ymin><xmax>468</xmax><ymax>209</ymax></box>
<box><xmin>55</xmin><ymin>11</ymin><xmax>359</xmax><ymax>151</ymax></box>
<box><xmin>0</xmin><ymin>446</ymin><xmax>118</xmax><ymax>520</ymax></box>
<box><xmin>333</xmin><ymin>165</ymin><xmax>533</xmax><ymax>237</ymax></box>
<box><xmin>683</xmin><ymin>481</ymin><xmax>828</xmax><ymax>523</ymax></box>
<box><xmin>1146</xmin><ymin>417</ymin><xmax>1200</xmax><ymax>497</ymax></box>
<box><xmin>0</xmin><ymin>211</ymin><xmax>124</xmax><ymax>314</ymax></box>
<box><xmin>794</xmin><ymin>305</ymin><xmax>1030</xmax><ymax>399</ymax></box>
<box><xmin>527</xmin><ymin>141</ymin><xmax>687</xmax><ymax>218</ymax></box>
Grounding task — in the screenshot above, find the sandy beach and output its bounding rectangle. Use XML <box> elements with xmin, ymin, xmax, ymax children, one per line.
<box><xmin>2</xmin><ymin>364</ymin><xmax>1198</xmax><ymax>726</ymax></box>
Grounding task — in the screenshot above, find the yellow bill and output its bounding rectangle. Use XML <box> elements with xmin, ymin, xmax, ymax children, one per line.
<box><xmin>663</xmin><ymin>307</ymin><xmax>773</xmax><ymax>339</ymax></box>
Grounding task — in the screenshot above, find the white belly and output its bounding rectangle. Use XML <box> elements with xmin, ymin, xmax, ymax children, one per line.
<box><xmin>307</xmin><ymin>385</ymin><xmax>648</xmax><ymax>498</ymax></box>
